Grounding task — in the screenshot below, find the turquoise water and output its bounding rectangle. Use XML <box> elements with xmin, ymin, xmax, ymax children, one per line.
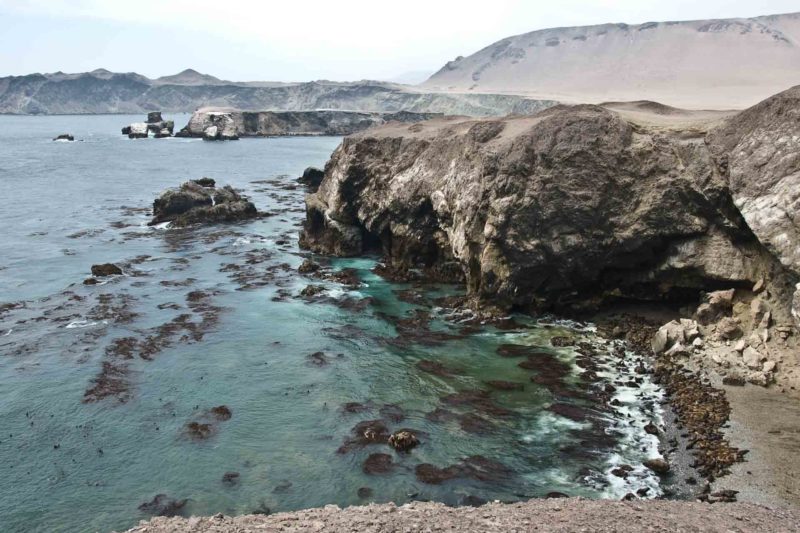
<box><xmin>0</xmin><ymin>115</ymin><xmax>664</xmax><ymax>532</ymax></box>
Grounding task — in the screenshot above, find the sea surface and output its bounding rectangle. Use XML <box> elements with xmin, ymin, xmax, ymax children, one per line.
<box><xmin>1</xmin><ymin>115</ymin><xmax>665</xmax><ymax>533</ymax></box>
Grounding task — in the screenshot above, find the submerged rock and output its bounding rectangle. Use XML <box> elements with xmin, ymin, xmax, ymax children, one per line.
<box><xmin>363</xmin><ymin>453</ymin><xmax>394</xmax><ymax>475</ymax></box>
<box><xmin>138</xmin><ymin>494</ymin><xmax>188</xmax><ymax>516</ymax></box>
<box><xmin>149</xmin><ymin>181</ymin><xmax>257</xmax><ymax>226</ymax></box>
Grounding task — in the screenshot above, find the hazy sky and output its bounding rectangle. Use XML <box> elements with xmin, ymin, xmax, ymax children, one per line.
<box><xmin>1</xmin><ymin>0</ymin><xmax>797</xmax><ymax>81</ymax></box>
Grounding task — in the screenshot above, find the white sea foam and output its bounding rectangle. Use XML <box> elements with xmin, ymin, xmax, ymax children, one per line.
<box><xmin>65</xmin><ymin>319</ymin><xmax>107</xmax><ymax>329</ymax></box>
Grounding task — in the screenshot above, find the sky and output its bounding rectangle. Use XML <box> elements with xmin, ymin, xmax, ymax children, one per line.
<box><xmin>0</xmin><ymin>0</ymin><xmax>797</xmax><ymax>82</ymax></box>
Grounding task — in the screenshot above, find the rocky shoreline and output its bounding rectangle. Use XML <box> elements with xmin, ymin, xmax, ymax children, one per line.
<box><xmin>292</xmin><ymin>86</ymin><xmax>800</xmax><ymax>508</ymax></box>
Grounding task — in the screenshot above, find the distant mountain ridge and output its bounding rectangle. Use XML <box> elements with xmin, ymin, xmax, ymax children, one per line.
<box><xmin>0</xmin><ymin>69</ymin><xmax>553</xmax><ymax>116</ymax></box>
<box><xmin>423</xmin><ymin>11</ymin><xmax>800</xmax><ymax>108</ymax></box>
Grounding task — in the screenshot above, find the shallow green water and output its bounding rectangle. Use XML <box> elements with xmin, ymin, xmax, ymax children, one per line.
<box><xmin>0</xmin><ymin>115</ymin><xmax>664</xmax><ymax>532</ymax></box>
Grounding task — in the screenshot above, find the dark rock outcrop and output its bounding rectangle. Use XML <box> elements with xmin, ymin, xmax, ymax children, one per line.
<box><xmin>149</xmin><ymin>181</ymin><xmax>257</xmax><ymax>227</ymax></box>
<box><xmin>53</xmin><ymin>134</ymin><xmax>74</xmax><ymax>141</ymax></box>
<box><xmin>300</xmin><ymin>88</ymin><xmax>800</xmax><ymax>323</ymax></box>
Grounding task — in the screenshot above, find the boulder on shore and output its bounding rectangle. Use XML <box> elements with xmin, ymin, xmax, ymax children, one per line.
<box><xmin>149</xmin><ymin>181</ymin><xmax>257</xmax><ymax>227</ymax></box>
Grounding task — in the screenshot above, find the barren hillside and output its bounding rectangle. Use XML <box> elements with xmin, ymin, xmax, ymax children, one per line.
<box><xmin>424</xmin><ymin>12</ymin><xmax>800</xmax><ymax>109</ymax></box>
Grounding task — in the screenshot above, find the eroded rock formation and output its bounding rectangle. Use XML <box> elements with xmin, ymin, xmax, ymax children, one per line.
<box><xmin>300</xmin><ymin>87</ymin><xmax>800</xmax><ymax>329</ymax></box>
<box><xmin>122</xmin><ymin>112</ymin><xmax>174</xmax><ymax>139</ymax></box>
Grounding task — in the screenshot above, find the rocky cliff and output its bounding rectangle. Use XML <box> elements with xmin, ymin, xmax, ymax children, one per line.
<box><xmin>176</xmin><ymin>109</ymin><xmax>447</xmax><ymax>139</ymax></box>
<box><xmin>300</xmin><ymin>87</ymin><xmax>800</xmax><ymax>332</ymax></box>
<box><xmin>0</xmin><ymin>71</ymin><xmax>553</xmax><ymax>117</ymax></box>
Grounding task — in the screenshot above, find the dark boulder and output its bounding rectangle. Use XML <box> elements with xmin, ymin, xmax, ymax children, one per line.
<box><xmin>149</xmin><ymin>181</ymin><xmax>257</xmax><ymax>227</ymax></box>
<box><xmin>643</xmin><ymin>458</ymin><xmax>671</xmax><ymax>475</ymax></box>
<box><xmin>53</xmin><ymin>134</ymin><xmax>74</xmax><ymax>141</ymax></box>
<box><xmin>298</xmin><ymin>167</ymin><xmax>325</xmax><ymax>191</ymax></box>
<box><xmin>91</xmin><ymin>263</ymin><xmax>123</xmax><ymax>277</ymax></box>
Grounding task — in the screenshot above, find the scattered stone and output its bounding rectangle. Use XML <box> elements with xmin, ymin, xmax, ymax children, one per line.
<box><xmin>91</xmin><ymin>263</ymin><xmax>123</xmax><ymax>277</ymax></box>
<box><xmin>298</xmin><ymin>259</ymin><xmax>321</xmax><ymax>274</ymax></box>
<box><xmin>742</xmin><ymin>347</ymin><xmax>762</xmax><ymax>370</ymax></box>
<box><xmin>210</xmin><ymin>405</ymin><xmax>232</xmax><ymax>421</ymax></box>
<box><xmin>550</xmin><ymin>336</ymin><xmax>575</xmax><ymax>347</ymax></box>
<box><xmin>300</xmin><ymin>285</ymin><xmax>325</xmax><ymax>298</ymax></box>
<box><xmin>643</xmin><ymin>458</ymin><xmax>670</xmax><ymax>475</ymax></box>
<box><xmin>388</xmin><ymin>430</ymin><xmax>419</xmax><ymax>452</ymax></box>
<box><xmin>643</xmin><ymin>422</ymin><xmax>659</xmax><ymax>435</ymax></box>
<box><xmin>185</xmin><ymin>422</ymin><xmax>213</xmax><ymax>440</ymax></box>
<box><xmin>722</xmin><ymin>374</ymin><xmax>746</xmax><ymax>386</ymax></box>
<box><xmin>221</xmin><ymin>472</ymin><xmax>240</xmax><ymax>486</ymax></box>
<box><xmin>307</xmin><ymin>351</ymin><xmax>329</xmax><ymax>367</ymax></box>
<box><xmin>717</xmin><ymin>317</ymin><xmax>743</xmax><ymax>341</ymax></box>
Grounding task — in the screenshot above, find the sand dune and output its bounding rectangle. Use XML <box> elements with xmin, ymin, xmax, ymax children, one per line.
<box><xmin>423</xmin><ymin>12</ymin><xmax>800</xmax><ymax>109</ymax></box>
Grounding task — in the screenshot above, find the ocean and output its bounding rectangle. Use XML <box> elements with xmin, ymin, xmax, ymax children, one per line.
<box><xmin>0</xmin><ymin>114</ymin><xmax>665</xmax><ymax>532</ymax></box>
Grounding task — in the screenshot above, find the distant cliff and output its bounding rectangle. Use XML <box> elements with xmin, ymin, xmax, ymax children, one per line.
<box><xmin>424</xmin><ymin>12</ymin><xmax>800</xmax><ymax>108</ymax></box>
<box><xmin>0</xmin><ymin>69</ymin><xmax>553</xmax><ymax>117</ymax></box>
<box><xmin>176</xmin><ymin>109</ymin><xmax>445</xmax><ymax>139</ymax></box>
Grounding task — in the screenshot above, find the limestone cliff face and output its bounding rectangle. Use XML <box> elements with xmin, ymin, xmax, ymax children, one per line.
<box><xmin>300</xmin><ymin>89</ymin><xmax>800</xmax><ymax>323</ymax></box>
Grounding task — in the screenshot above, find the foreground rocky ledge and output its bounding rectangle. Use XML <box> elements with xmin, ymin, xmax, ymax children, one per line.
<box><xmin>121</xmin><ymin>499</ymin><xmax>799</xmax><ymax>532</ymax></box>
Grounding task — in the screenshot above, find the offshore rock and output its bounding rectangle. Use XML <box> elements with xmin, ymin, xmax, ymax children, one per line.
<box><xmin>301</xmin><ymin>96</ymin><xmax>798</xmax><ymax>315</ymax></box>
<box><xmin>149</xmin><ymin>181</ymin><xmax>257</xmax><ymax>226</ymax></box>
<box><xmin>122</xmin><ymin>112</ymin><xmax>174</xmax><ymax>139</ymax></box>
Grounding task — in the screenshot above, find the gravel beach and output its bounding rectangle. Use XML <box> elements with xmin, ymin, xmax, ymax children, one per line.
<box><xmin>121</xmin><ymin>498</ymin><xmax>800</xmax><ymax>532</ymax></box>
